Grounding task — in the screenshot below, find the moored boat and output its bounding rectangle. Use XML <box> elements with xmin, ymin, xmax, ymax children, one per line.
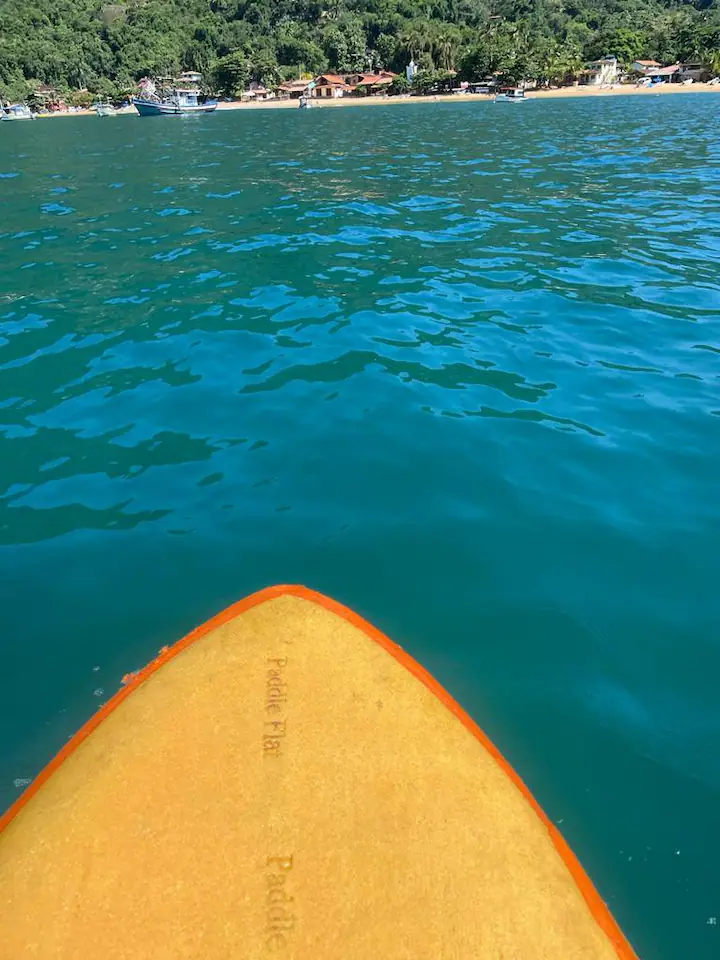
<box><xmin>1</xmin><ymin>104</ymin><xmax>34</xmax><ymax>121</ymax></box>
<box><xmin>133</xmin><ymin>74</ymin><xmax>218</xmax><ymax>116</ymax></box>
<box><xmin>495</xmin><ymin>87</ymin><xmax>526</xmax><ymax>102</ymax></box>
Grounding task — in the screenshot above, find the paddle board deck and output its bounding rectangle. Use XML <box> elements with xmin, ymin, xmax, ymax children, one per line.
<box><xmin>0</xmin><ymin>585</ymin><xmax>638</xmax><ymax>959</ymax></box>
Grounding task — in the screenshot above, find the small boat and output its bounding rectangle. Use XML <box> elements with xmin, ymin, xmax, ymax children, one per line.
<box><xmin>298</xmin><ymin>95</ymin><xmax>314</xmax><ymax>109</ymax></box>
<box><xmin>133</xmin><ymin>74</ymin><xmax>217</xmax><ymax>116</ymax></box>
<box><xmin>94</xmin><ymin>103</ymin><xmax>118</xmax><ymax>117</ymax></box>
<box><xmin>495</xmin><ymin>87</ymin><xmax>526</xmax><ymax>103</ymax></box>
<box><xmin>1</xmin><ymin>104</ymin><xmax>34</xmax><ymax>121</ymax></box>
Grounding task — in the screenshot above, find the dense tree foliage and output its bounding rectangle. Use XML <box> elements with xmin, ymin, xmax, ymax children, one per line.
<box><xmin>1</xmin><ymin>0</ymin><xmax>720</xmax><ymax>101</ymax></box>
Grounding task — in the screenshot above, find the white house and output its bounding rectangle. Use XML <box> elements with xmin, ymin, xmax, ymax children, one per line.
<box><xmin>582</xmin><ymin>57</ymin><xmax>619</xmax><ymax>86</ymax></box>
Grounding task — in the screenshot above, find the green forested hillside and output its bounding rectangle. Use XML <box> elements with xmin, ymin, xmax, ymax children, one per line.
<box><xmin>1</xmin><ymin>0</ymin><xmax>720</xmax><ymax>101</ymax></box>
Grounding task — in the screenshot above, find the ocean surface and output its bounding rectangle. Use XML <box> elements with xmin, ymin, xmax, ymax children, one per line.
<box><xmin>1</xmin><ymin>96</ymin><xmax>719</xmax><ymax>958</ymax></box>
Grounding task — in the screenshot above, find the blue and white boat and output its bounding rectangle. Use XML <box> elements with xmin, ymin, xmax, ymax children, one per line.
<box><xmin>133</xmin><ymin>74</ymin><xmax>218</xmax><ymax>116</ymax></box>
<box><xmin>1</xmin><ymin>104</ymin><xmax>34</xmax><ymax>121</ymax></box>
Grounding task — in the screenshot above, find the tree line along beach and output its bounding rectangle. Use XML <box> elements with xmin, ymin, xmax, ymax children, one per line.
<box><xmin>4</xmin><ymin>67</ymin><xmax>720</xmax><ymax>120</ymax></box>
<box><xmin>2</xmin><ymin>0</ymin><xmax>720</xmax><ymax>115</ymax></box>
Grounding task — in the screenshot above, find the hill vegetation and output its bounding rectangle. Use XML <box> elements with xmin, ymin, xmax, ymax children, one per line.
<box><xmin>1</xmin><ymin>0</ymin><xmax>720</xmax><ymax>103</ymax></box>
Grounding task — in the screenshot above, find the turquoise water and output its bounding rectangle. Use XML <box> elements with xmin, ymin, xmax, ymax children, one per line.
<box><xmin>1</xmin><ymin>97</ymin><xmax>719</xmax><ymax>957</ymax></box>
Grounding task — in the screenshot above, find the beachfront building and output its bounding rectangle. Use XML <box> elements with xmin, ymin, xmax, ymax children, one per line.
<box><xmin>678</xmin><ymin>62</ymin><xmax>710</xmax><ymax>82</ymax></box>
<box><xmin>242</xmin><ymin>81</ymin><xmax>274</xmax><ymax>101</ymax></box>
<box><xmin>348</xmin><ymin>72</ymin><xmax>396</xmax><ymax>95</ymax></box>
<box><xmin>581</xmin><ymin>56</ymin><xmax>620</xmax><ymax>86</ymax></box>
<box><xmin>646</xmin><ymin>64</ymin><xmax>680</xmax><ymax>82</ymax></box>
<box><xmin>32</xmin><ymin>84</ymin><xmax>67</xmax><ymax>112</ymax></box>
<box><xmin>278</xmin><ymin>80</ymin><xmax>310</xmax><ymax>99</ymax></box>
<box><xmin>36</xmin><ymin>83</ymin><xmax>59</xmax><ymax>100</ymax></box>
<box><xmin>311</xmin><ymin>74</ymin><xmax>351</xmax><ymax>98</ymax></box>
<box><xmin>643</xmin><ymin>63</ymin><xmax>711</xmax><ymax>83</ymax></box>
<box><xmin>631</xmin><ymin>60</ymin><xmax>660</xmax><ymax>75</ymax></box>
<box><xmin>468</xmin><ymin>78</ymin><xmax>498</xmax><ymax>93</ymax></box>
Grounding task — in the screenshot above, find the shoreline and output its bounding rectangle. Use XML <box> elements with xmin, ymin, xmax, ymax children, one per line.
<box><xmin>28</xmin><ymin>81</ymin><xmax>720</xmax><ymax>119</ymax></box>
<box><xmin>216</xmin><ymin>83</ymin><xmax>720</xmax><ymax>110</ymax></box>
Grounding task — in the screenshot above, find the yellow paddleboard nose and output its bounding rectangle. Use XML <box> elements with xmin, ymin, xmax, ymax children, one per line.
<box><xmin>0</xmin><ymin>585</ymin><xmax>638</xmax><ymax>959</ymax></box>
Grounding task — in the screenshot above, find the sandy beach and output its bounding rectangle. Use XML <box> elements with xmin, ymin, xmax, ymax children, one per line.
<box><xmin>28</xmin><ymin>80</ymin><xmax>720</xmax><ymax>119</ymax></box>
<box><xmin>529</xmin><ymin>82</ymin><xmax>720</xmax><ymax>99</ymax></box>
<box><xmin>215</xmin><ymin>82</ymin><xmax>720</xmax><ymax>111</ymax></box>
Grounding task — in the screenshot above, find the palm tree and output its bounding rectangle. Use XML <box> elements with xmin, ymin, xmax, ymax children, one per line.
<box><xmin>400</xmin><ymin>22</ymin><xmax>432</xmax><ymax>60</ymax></box>
<box><xmin>432</xmin><ymin>28</ymin><xmax>461</xmax><ymax>71</ymax></box>
<box><xmin>706</xmin><ymin>50</ymin><xmax>720</xmax><ymax>77</ymax></box>
<box><xmin>544</xmin><ymin>42</ymin><xmax>582</xmax><ymax>86</ymax></box>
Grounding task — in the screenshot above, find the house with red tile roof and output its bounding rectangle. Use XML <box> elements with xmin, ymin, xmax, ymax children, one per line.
<box><xmin>311</xmin><ymin>74</ymin><xmax>351</xmax><ymax>98</ymax></box>
<box><xmin>344</xmin><ymin>71</ymin><xmax>396</xmax><ymax>89</ymax></box>
<box><xmin>646</xmin><ymin>64</ymin><xmax>681</xmax><ymax>80</ymax></box>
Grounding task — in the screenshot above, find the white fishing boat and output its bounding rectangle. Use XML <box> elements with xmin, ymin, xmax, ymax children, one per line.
<box><xmin>495</xmin><ymin>87</ymin><xmax>526</xmax><ymax>103</ymax></box>
<box><xmin>133</xmin><ymin>74</ymin><xmax>217</xmax><ymax>116</ymax></box>
<box><xmin>298</xmin><ymin>95</ymin><xmax>314</xmax><ymax>109</ymax></box>
<box><xmin>1</xmin><ymin>104</ymin><xmax>34</xmax><ymax>121</ymax></box>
